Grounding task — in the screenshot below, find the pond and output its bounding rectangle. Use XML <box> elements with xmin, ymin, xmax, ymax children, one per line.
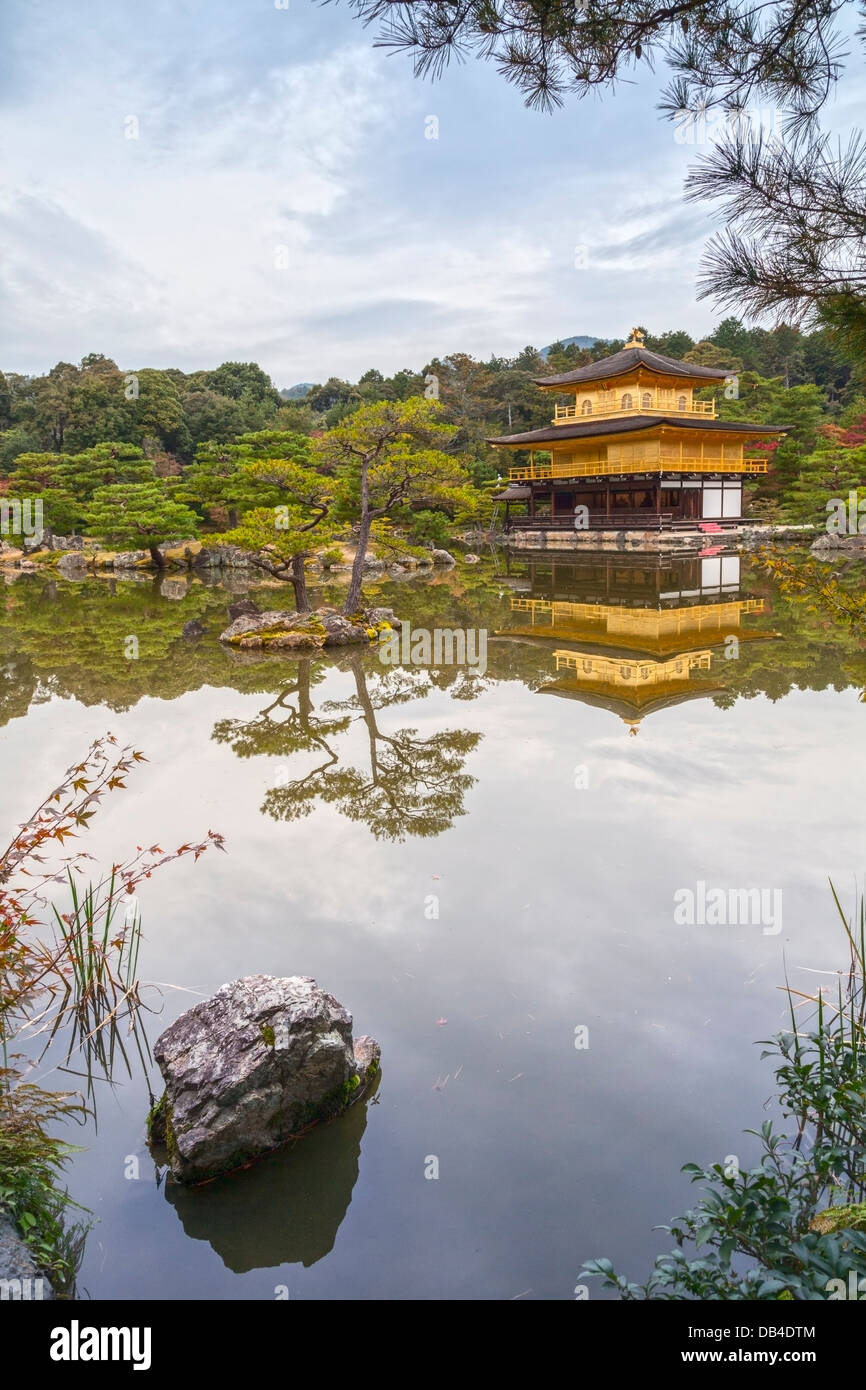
<box><xmin>1</xmin><ymin>548</ymin><xmax>864</xmax><ymax>1300</ymax></box>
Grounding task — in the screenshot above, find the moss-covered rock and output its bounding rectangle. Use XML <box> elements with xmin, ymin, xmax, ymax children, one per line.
<box><xmin>147</xmin><ymin>974</ymin><xmax>381</xmax><ymax>1183</ymax></box>
<box><xmin>219</xmin><ymin>606</ymin><xmax>401</xmax><ymax>651</ymax></box>
<box><xmin>145</xmin><ymin>1093</ymin><xmax>169</xmax><ymax>1146</ymax></box>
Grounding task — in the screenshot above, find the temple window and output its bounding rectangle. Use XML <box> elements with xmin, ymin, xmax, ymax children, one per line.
<box><xmin>677</xmin><ymin>394</ymin><xmax>687</xmax><ymax>410</ymax></box>
<box><xmin>641</xmin><ymin>392</ymin><xmax>652</xmax><ymax>409</ymax></box>
<box><xmin>621</xmin><ymin>393</ymin><xmax>633</xmax><ymax>410</ymax></box>
<box><xmin>581</xmin><ymin>399</ymin><xmax>593</xmax><ymax>415</ymax></box>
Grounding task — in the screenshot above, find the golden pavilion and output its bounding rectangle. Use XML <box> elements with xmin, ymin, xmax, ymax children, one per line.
<box><xmin>490</xmin><ymin>328</ymin><xmax>788</xmax><ymax>534</ymax></box>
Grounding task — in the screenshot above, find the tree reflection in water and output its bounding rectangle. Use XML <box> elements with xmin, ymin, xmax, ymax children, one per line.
<box><xmin>212</xmin><ymin>651</ymin><xmax>482</xmax><ymax>840</ymax></box>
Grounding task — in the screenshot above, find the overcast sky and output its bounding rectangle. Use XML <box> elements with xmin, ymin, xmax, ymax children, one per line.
<box><xmin>0</xmin><ymin>0</ymin><xmax>860</xmax><ymax>386</ymax></box>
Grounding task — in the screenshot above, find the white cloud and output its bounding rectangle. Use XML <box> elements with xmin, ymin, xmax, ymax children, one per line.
<box><xmin>5</xmin><ymin>0</ymin><xmax>857</xmax><ymax>381</ymax></box>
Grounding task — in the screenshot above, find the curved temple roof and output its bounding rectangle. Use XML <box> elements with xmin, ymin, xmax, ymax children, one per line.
<box><xmin>534</xmin><ymin>345</ymin><xmax>730</xmax><ymax>389</ymax></box>
<box><xmin>488</xmin><ymin>415</ymin><xmax>789</xmax><ymax>448</ymax></box>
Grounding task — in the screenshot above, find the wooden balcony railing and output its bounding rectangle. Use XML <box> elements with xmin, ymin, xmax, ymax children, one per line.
<box><xmin>508</xmin><ymin>456</ymin><xmax>768</xmax><ymax>481</ymax></box>
<box><xmin>510</xmin><ymin>598</ymin><xmax>766</xmax><ymax>624</ymax></box>
<box><xmin>552</xmin><ymin>649</ymin><xmax>714</xmax><ymax>680</ymax></box>
<box><xmin>553</xmin><ymin>399</ymin><xmax>716</xmax><ymax>425</ymax></box>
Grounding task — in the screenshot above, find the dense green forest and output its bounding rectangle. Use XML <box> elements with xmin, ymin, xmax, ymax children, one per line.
<box><xmin>1</xmin><ymin>318</ymin><xmax>864</xmax><ymax>550</ymax></box>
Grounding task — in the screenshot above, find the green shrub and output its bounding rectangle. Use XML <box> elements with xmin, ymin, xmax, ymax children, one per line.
<box><xmin>409</xmin><ymin>509</ymin><xmax>452</xmax><ymax>548</ymax></box>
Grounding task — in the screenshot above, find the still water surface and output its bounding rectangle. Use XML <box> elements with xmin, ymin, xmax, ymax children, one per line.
<box><xmin>1</xmin><ymin>550</ymin><xmax>864</xmax><ymax>1299</ymax></box>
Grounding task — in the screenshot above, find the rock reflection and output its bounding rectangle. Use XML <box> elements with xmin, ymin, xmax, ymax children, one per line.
<box><xmin>164</xmin><ymin>1089</ymin><xmax>377</xmax><ymax>1272</ymax></box>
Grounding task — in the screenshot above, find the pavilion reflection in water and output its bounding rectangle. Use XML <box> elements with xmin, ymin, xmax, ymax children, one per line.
<box><xmin>499</xmin><ymin>551</ymin><xmax>777</xmax><ymax>733</ymax></box>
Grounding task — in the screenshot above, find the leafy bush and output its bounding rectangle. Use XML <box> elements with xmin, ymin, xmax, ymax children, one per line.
<box><xmin>0</xmin><ymin>1084</ymin><xmax>88</xmax><ymax>1292</ymax></box>
<box><xmin>409</xmin><ymin>508</ymin><xmax>453</xmax><ymax>548</ymax></box>
<box><xmin>318</xmin><ymin>546</ymin><xmax>345</xmax><ymax>570</ymax></box>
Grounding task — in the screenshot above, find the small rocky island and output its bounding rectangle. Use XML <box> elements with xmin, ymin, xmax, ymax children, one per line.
<box><xmin>148</xmin><ymin>975</ymin><xmax>380</xmax><ymax>1182</ymax></box>
<box><xmin>219</xmin><ymin>605</ymin><xmax>402</xmax><ymax>651</ymax></box>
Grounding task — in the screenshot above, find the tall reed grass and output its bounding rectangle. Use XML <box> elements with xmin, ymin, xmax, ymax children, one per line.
<box><xmin>0</xmin><ymin>733</ymin><xmax>225</xmax><ymax>1292</ymax></box>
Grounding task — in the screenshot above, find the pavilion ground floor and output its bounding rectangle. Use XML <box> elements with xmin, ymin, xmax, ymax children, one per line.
<box><xmin>500</xmin><ymin>474</ymin><xmax>750</xmax><ymax>532</ymax></box>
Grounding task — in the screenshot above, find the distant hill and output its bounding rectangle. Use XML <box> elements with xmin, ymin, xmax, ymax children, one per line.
<box><xmin>540</xmin><ymin>336</ymin><xmax>599</xmax><ymax>358</ymax></box>
<box><xmin>280</xmin><ymin>383</ymin><xmax>314</xmax><ymax>399</ymax></box>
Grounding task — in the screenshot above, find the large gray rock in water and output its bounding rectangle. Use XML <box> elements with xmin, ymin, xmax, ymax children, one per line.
<box><xmin>191</xmin><ymin>547</ymin><xmax>222</xmax><ymax>569</ymax></box>
<box><xmin>811</xmin><ymin>531</ymin><xmax>866</xmax><ymax>556</ymax></box>
<box><xmin>219</xmin><ymin>609</ymin><xmax>306</xmax><ymax>648</ymax></box>
<box><xmin>151</xmin><ymin>975</ymin><xmax>380</xmax><ymax>1182</ymax></box>
<box><xmin>810</xmin><ymin>532</ymin><xmax>845</xmax><ymax>553</ymax></box>
<box><xmin>191</xmin><ymin>544</ymin><xmax>254</xmax><ymax>570</ymax></box>
<box><xmin>367</xmin><ymin>606</ymin><xmax>403</xmax><ymax>631</ymax></box>
<box><xmin>319</xmin><ymin>613</ymin><xmax>368</xmax><ymax>645</ymax></box>
<box><xmin>56</xmin><ymin>552</ymin><xmax>87</xmax><ymax>579</ymax></box>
